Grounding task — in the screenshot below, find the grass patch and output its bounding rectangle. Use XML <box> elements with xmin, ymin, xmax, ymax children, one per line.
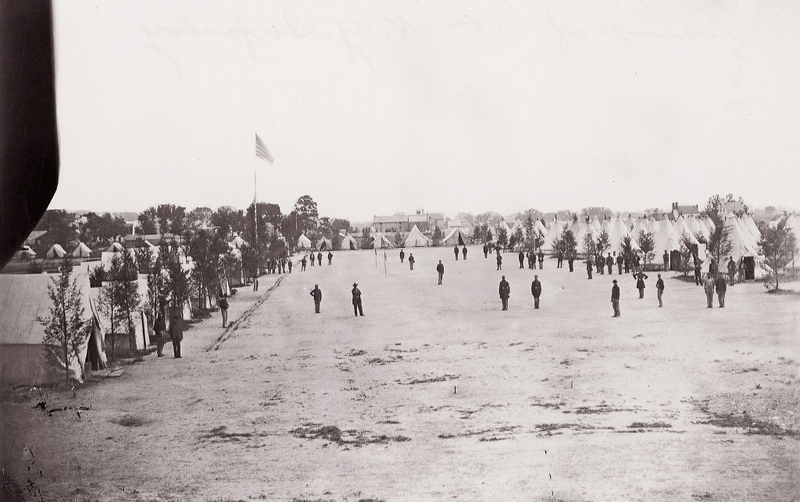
<box><xmin>290</xmin><ymin>424</ymin><xmax>410</xmax><ymax>447</ymax></box>
<box><xmin>400</xmin><ymin>374</ymin><xmax>459</xmax><ymax>385</ymax></box>
<box><xmin>628</xmin><ymin>422</ymin><xmax>672</xmax><ymax>429</ymax></box>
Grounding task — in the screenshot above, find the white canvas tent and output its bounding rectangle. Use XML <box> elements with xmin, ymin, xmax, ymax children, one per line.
<box><xmin>46</xmin><ymin>244</ymin><xmax>67</xmax><ymax>259</ymax></box>
<box><xmin>370</xmin><ymin>233</ymin><xmax>394</xmax><ymax>249</ymax></box>
<box><xmin>338</xmin><ymin>233</ymin><xmax>359</xmax><ymax>250</ymax></box>
<box><xmin>13</xmin><ymin>246</ymin><xmax>36</xmax><ymax>260</ymax></box>
<box><xmin>316</xmin><ymin>236</ymin><xmax>333</xmax><ymax>250</ymax></box>
<box><xmin>653</xmin><ymin>216</ymin><xmax>681</xmax><ymax>255</ymax></box>
<box><xmin>404</xmin><ymin>225</ymin><xmax>430</xmax><ymax>247</ymax></box>
<box><xmin>297</xmin><ymin>233</ymin><xmax>312</xmax><ymax>249</ymax></box>
<box><xmin>541</xmin><ymin>221</ymin><xmax>564</xmax><ymax>252</ymax></box>
<box><xmin>0</xmin><ymin>271</ymin><xmax>107</xmax><ymax>386</ymax></box>
<box><xmin>106</xmin><ymin>242</ymin><xmax>125</xmax><ymax>253</ymax></box>
<box><xmin>229</xmin><ymin>235</ymin><xmax>249</xmax><ymax>249</ymax></box>
<box><xmin>72</xmin><ymin>241</ymin><xmax>93</xmax><ymax>258</ymax></box>
<box><xmin>443</xmin><ymin>228</ymin><xmax>469</xmax><ymax>246</ymax></box>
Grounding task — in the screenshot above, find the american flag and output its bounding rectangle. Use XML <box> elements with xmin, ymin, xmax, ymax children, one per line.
<box><xmin>255</xmin><ymin>133</ymin><xmax>274</xmax><ymax>163</ymax></box>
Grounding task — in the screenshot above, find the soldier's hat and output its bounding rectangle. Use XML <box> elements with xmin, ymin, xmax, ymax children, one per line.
<box><xmin>353</xmin><ymin>283</ymin><xmax>358</xmax><ymax>286</ymax></box>
<box><xmin>613</xmin><ymin>279</ymin><xmax>617</xmax><ymax>283</ymax></box>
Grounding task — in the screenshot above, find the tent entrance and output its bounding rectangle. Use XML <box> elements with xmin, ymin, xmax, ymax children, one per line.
<box><xmin>669</xmin><ymin>250</ymin><xmax>682</xmax><ymax>271</ymax></box>
<box><xmin>743</xmin><ymin>257</ymin><xmax>755</xmax><ymax>280</ymax></box>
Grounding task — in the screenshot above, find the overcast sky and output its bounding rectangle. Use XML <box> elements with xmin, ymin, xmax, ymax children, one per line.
<box><xmin>49</xmin><ymin>1</ymin><xmax>800</xmax><ymax>221</ymax></box>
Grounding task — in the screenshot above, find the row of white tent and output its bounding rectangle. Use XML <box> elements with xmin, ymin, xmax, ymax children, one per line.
<box><xmin>295</xmin><ymin>225</ymin><xmax>475</xmax><ymax>251</ymax></box>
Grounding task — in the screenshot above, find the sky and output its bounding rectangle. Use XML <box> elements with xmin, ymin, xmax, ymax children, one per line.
<box><xmin>49</xmin><ymin>1</ymin><xmax>800</xmax><ymax>222</ymax></box>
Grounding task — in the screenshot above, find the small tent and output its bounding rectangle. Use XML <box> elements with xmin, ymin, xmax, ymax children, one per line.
<box><xmin>316</xmin><ymin>236</ymin><xmax>333</xmax><ymax>250</ymax></box>
<box><xmin>13</xmin><ymin>246</ymin><xmax>36</xmax><ymax>260</ymax></box>
<box><xmin>370</xmin><ymin>233</ymin><xmax>394</xmax><ymax>249</ymax></box>
<box><xmin>46</xmin><ymin>244</ymin><xmax>67</xmax><ymax>259</ymax></box>
<box><xmin>297</xmin><ymin>233</ymin><xmax>312</xmax><ymax>249</ymax></box>
<box><xmin>443</xmin><ymin>228</ymin><xmax>469</xmax><ymax>247</ymax></box>
<box><xmin>229</xmin><ymin>235</ymin><xmax>249</xmax><ymax>249</ymax></box>
<box><xmin>541</xmin><ymin>221</ymin><xmax>564</xmax><ymax>252</ymax></box>
<box><xmin>106</xmin><ymin>242</ymin><xmax>125</xmax><ymax>253</ymax></box>
<box><xmin>404</xmin><ymin>225</ymin><xmax>430</xmax><ymax>247</ymax></box>
<box><xmin>338</xmin><ymin>233</ymin><xmax>359</xmax><ymax>250</ymax></box>
<box><xmin>72</xmin><ymin>242</ymin><xmax>93</xmax><ymax>258</ymax></box>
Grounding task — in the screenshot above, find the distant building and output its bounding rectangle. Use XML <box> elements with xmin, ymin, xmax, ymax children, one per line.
<box><xmin>722</xmin><ymin>201</ymin><xmax>745</xmax><ymax>214</ymax></box>
<box><xmin>671</xmin><ymin>202</ymin><xmax>700</xmax><ymax>217</ymax></box>
<box><xmin>373</xmin><ymin>210</ymin><xmax>443</xmax><ymax>233</ymax></box>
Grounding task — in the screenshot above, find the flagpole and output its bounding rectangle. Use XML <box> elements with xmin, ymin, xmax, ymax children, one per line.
<box><xmin>253</xmin><ymin>133</ymin><xmax>259</xmax><ymax>274</ymax></box>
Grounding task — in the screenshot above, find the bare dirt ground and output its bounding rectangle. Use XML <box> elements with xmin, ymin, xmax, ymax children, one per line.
<box><xmin>2</xmin><ymin>247</ymin><xmax>799</xmax><ymax>501</ymax></box>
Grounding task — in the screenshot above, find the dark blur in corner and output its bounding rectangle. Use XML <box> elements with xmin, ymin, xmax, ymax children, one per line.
<box><xmin>0</xmin><ymin>0</ymin><xmax>60</xmax><ymax>269</ymax></box>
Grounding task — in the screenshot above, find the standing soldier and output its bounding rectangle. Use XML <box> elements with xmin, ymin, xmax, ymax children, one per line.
<box><xmin>568</xmin><ymin>251</ymin><xmax>574</xmax><ymax>272</ymax></box>
<box><xmin>317</xmin><ymin>251</ymin><xmax>323</xmax><ymax>266</ymax></box>
<box><xmin>154</xmin><ymin>310</ymin><xmax>166</xmax><ymax>357</ymax></box>
<box><xmin>694</xmin><ymin>260</ymin><xmax>702</xmax><ymax>286</ymax></box>
<box><xmin>611</xmin><ymin>280</ymin><xmax>621</xmax><ymax>317</ymax></box>
<box><xmin>351</xmin><ymin>283</ymin><xmax>364</xmax><ymax>316</ymax></box>
<box><xmin>219</xmin><ymin>294</ymin><xmax>229</xmax><ymax>328</ymax></box>
<box><xmin>715</xmin><ymin>274</ymin><xmax>727</xmax><ymax>308</ymax></box>
<box><xmin>704</xmin><ymin>273</ymin><xmax>716</xmax><ymax>308</ymax></box>
<box><xmin>663</xmin><ymin>250</ymin><xmax>670</xmax><ymax>271</ymax></box>
<box><xmin>727</xmin><ymin>256</ymin><xmax>736</xmax><ymax>286</ymax></box>
<box><xmin>738</xmin><ymin>258</ymin><xmax>746</xmax><ymax>284</ymax></box>
<box><xmin>328</xmin><ymin>251</ymin><xmax>333</xmax><ymax>266</ymax></box>
<box><xmin>586</xmin><ymin>256</ymin><xmax>593</xmax><ymax>279</ymax></box>
<box><xmin>400</xmin><ymin>248</ymin><xmax>405</xmax><ymax>263</ymax></box>
<box><xmin>496</xmin><ymin>253</ymin><xmax>503</xmax><ymax>271</ymax></box>
<box><xmin>623</xmin><ymin>253</ymin><xmax>630</xmax><ymax>274</ymax></box>
<box><xmin>309</xmin><ymin>253</ymin><xmax>314</xmax><ymax>267</ymax></box>
<box><xmin>408</xmin><ymin>253</ymin><xmax>415</xmax><ymax>270</ymax></box>
<box><xmin>606</xmin><ymin>253</ymin><xmax>613</xmax><ymax>275</ymax></box>
<box><xmin>310</xmin><ymin>284</ymin><xmax>322</xmax><ymax>313</ymax></box>
<box><xmin>288</xmin><ymin>259</ymin><xmax>293</xmax><ymax>273</ymax></box>
<box><xmin>518</xmin><ymin>250</ymin><xmax>525</xmax><ymax>269</ymax></box>
<box><xmin>301</xmin><ymin>256</ymin><xmax>307</xmax><ymax>271</ymax></box>
<box><xmin>537</xmin><ymin>249</ymin><xmax>545</xmax><ymax>269</ymax></box>
<box><xmin>656</xmin><ymin>273</ymin><xmax>665</xmax><ymax>307</ymax></box>
<box><xmin>454</xmin><ymin>245</ymin><xmax>459</xmax><ymax>261</ymax></box>
<box><xmin>557</xmin><ymin>248</ymin><xmax>564</xmax><ymax>268</ymax></box>
<box><xmin>437</xmin><ymin>260</ymin><xmax>445</xmax><ymax>285</ymax></box>
<box><xmin>616</xmin><ymin>252</ymin><xmax>623</xmax><ymax>275</ymax></box>
<box><xmin>483</xmin><ymin>243</ymin><xmax>488</xmax><ymax>258</ymax></box>
<box><xmin>253</xmin><ymin>272</ymin><xmax>259</xmax><ymax>291</ymax></box>
<box><xmin>528</xmin><ymin>250</ymin><xmax>535</xmax><ymax>269</ymax></box>
<box><xmin>169</xmin><ymin>314</ymin><xmax>183</xmax><ymax>359</ymax></box>
<box><xmin>531</xmin><ymin>275</ymin><xmax>542</xmax><ymax>309</ymax></box>
<box><xmin>634</xmin><ymin>270</ymin><xmax>648</xmax><ymax>299</ymax></box>
<box><xmin>462</xmin><ymin>246</ymin><xmax>468</xmax><ymax>260</ymax></box>
<box><xmin>499</xmin><ymin>275</ymin><xmax>510</xmax><ymax>311</ymax></box>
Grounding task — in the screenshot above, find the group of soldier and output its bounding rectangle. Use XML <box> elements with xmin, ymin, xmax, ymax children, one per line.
<box><xmin>308</xmin><ymin>282</ymin><xmax>364</xmax><ymax>317</ymax></box>
<box><xmin>264</xmin><ymin>255</ymin><xmax>291</xmax><ymax>275</ymax></box>
<box><xmin>300</xmin><ymin>250</ymin><xmax>334</xmax><ymax>271</ymax></box>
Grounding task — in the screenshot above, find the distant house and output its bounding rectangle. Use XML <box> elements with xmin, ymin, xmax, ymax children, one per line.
<box><xmin>122</xmin><ymin>233</ymin><xmax>184</xmax><ymax>247</ymax></box>
<box><xmin>24</xmin><ymin>230</ymin><xmax>48</xmax><ymax>247</ymax></box>
<box><xmin>373</xmin><ymin>210</ymin><xmax>445</xmax><ymax>233</ymax></box>
<box><xmin>722</xmin><ymin>201</ymin><xmax>745</xmax><ymax>213</ymax></box>
<box><xmin>671</xmin><ymin>202</ymin><xmax>700</xmax><ymax>217</ymax></box>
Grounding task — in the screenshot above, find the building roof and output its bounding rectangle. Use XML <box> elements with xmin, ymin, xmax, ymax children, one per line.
<box><xmin>373</xmin><ymin>215</ymin><xmax>408</xmax><ymax>224</ymax></box>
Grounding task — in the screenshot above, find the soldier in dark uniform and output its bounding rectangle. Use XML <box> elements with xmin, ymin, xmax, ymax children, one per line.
<box><xmin>154</xmin><ymin>310</ymin><xmax>166</xmax><ymax>357</ymax></box>
<box><xmin>351</xmin><ymin>283</ymin><xmax>364</xmax><ymax>316</ymax></box>
<box><xmin>317</xmin><ymin>251</ymin><xmax>322</xmax><ymax>266</ymax></box>
<box><xmin>483</xmin><ymin>243</ymin><xmax>488</xmax><ymax>258</ymax></box>
<box><xmin>623</xmin><ymin>254</ymin><xmax>630</xmax><ymax>274</ymax></box>
<box><xmin>586</xmin><ymin>256</ymin><xmax>593</xmax><ymax>279</ymax></box>
<box><xmin>310</xmin><ymin>284</ymin><xmax>322</xmax><ymax>313</ymax></box>
<box><xmin>301</xmin><ymin>256</ymin><xmax>307</xmax><ymax>271</ymax></box>
<box><xmin>531</xmin><ymin>275</ymin><xmax>542</xmax><ymax>309</ymax></box>
<box><xmin>219</xmin><ymin>294</ymin><xmax>229</xmax><ymax>328</ymax></box>
<box><xmin>727</xmin><ymin>257</ymin><xmax>736</xmax><ymax>285</ymax></box>
<box><xmin>537</xmin><ymin>250</ymin><xmax>545</xmax><ymax>269</ymax></box>
<box><xmin>694</xmin><ymin>260</ymin><xmax>702</xmax><ymax>285</ymax></box>
<box><xmin>715</xmin><ymin>275</ymin><xmax>727</xmax><ymax>308</ymax></box>
<box><xmin>408</xmin><ymin>253</ymin><xmax>415</xmax><ymax>270</ymax></box>
<box><xmin>704</xmin><ymin>273</ymin><xmax>715</xmax><ymax>308</ymax></box>
<box><xmin>596</xmin><ymin>252</ymin><xmax>604</xmax><ymax>274</ymax></box>
<box><xmin>400</xmin><ymin>249</ymin><xmax>405</xmax><ymax>263</ymax></box>
<box><xmin>616</xmin><ymin>253</ymin><xmax>623</xmax><ymax>275</ymax></box>
<box><xmin>287</xmin><ymin>260</ymin><xmax>293</xmax><ymax>273</ymax></box>
<box><xmin>328</xmin><ymin>251</ymin><xmax>333</xmax><ymax>265</ymax></box>
<box><xmin>663</xmin><ymin>250</ymin><xmax>669</xmax><ymax>271</ymax></box>
<box><xmin>437</xmin><ymin>260</ymin><xmax>445</xmax><ymax>285</ymax></box>
<box><xmin>656</xmin><ymin>273</ymin><xmax>664</xmax><ymax>307</ymax></box>
<box><xmin>634</xmin><ymin>270</ymin><xmax>648</xmax><ymax>299</ymax></box>
<box><xmin>528</xmin><ymin>250</ymin><xmax>534</xmax><ymax>269</ymax></box>
<box><xmin>496</xmin><ymin>253</ymin><xmax>503</xmax><ymax>271</ymax></box>
<box><xmin>499</xmin><ymin>275</ymin><xmax>510</xmax><ymax>311</ymax></box>
<box><xmin>170</xmin><ymin>314</ymin><xmax>183</xmax><ymax>358</ymax></box>
<box><xmin>518</xmin><ymin>250</ymin><xmax>525</xmax><ymax>269</ymax></box>
<box><xmin>557</xmin><ymin>249</ymin><xmax>564</xmax><ymax>268</ymax></box>
<box><xmin>606</xmin><ymin>253</ymin><xmax>613</xmax><ymax>275</ymax></box>
<box><xmin>462</xmin><ymin>246</ymin><xmax>467</xmax><ymax>260</ymax></box>
<box><xmin>568</xmin><ymin>252</ymin><xmax>574</xmax><ymax>272</ymax></box>
<box><xmin>309</xmin><ymin>253</ymin><xmax>314</xmax><ymax>267</ymax></box>
<box><xmin>611</xmin><ymin>280</ymin><xmax>620</xmax><ymax>317</ymax></box>
<box><xmin>454</xmin><ymin>245</ymin><xmax>459</xmax><ymax>261</ymax></box>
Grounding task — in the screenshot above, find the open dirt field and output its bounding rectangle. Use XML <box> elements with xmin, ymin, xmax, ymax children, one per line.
<box><xmin>2</xmin><ymin>247</ymin><xmax>799</xmax><ymax>501</ymax></box>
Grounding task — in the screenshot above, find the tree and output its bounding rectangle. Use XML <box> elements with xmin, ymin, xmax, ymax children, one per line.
<box><xmin>524</xmin><ymin>217</ymin><xmax>536</xmax><ymax>251</ymax></box>
<box><xmin>475</xmin><ymin>211</ymin><xmax>502</xmax><ymax>227</ymax></box>
<box><xmin>704</xmin><ymin>195</ymin><xmax>732</xmax><ymax>275</ymax></box>
<box><xmin>595</xmin><ymin>229</ymin><xmax>611</xmax><ymax>255</ymax></box>
<box><xmin>496</xmin><ymin>227</ymin><xmax>508</xmax><ymax>250</ymax></box>
<box><xmin>361</xmin><ymin>227</ymin><xmax>373</xmax><ymax>250</ymax></box>
<box><xmin>431</xmin><ymin>227</ymin><xmax>444</xmax><ymax>247</ymax></box>
<box><xmin>187</xmin><ymin>207</ymin><xmax>213</xmax><ymax>232</ymax></box>
<box><xmin>188</xmin><ymin>230</ymin><xmax>227</xmax><ymax>310</ymax></box>
<box><xmin>294</xmin><ymin>195</ymin><xmax>319</xmax><ymax>234</ymax></box>
<box><xmin>511</xmin><ymin>227</ymin><xmax>524</xmax><ymax>250</ymax></box>
<box><xmin>760</xmin><ymin>216</ymin><xmax>797</xmax><ymax>291</ymax></box>
<box><xmin>118</xmin><ymin>250</ymin><xmax>142</xmax><ymax>337</ymax></box>
<box><xmin>620</xmin><ymin>235</ymin><xmax>635</xmax><ymax>265</ymax></box>
<box><xmin>212</xmin><ymin>206</ymin><xmax>246</xmax><ymax>239</ymax></box>
<box><xmin>394</xmin><ymin>232</ymin><xmax>404</xmax><ymax>247</ymax></box>
<box><xmin>99</xmin><ymin>256</ymin><xmax>125</xmax><ymax>358</ymax></box>
<box><xmin>331</xmin><ymin>218</ymin><xmax>351</xmax><ymax>235</ymax></box>
<box><xmin>137</xmin><ymin>207</ymin><xmax>158</xmax><ymax>234</ymax></box>
<box><xmin>37</xmin><ymin>258</ymin><xmax>91</xmax><ymax>381</ymax></box>
<box><xmin>164</xmin><ymin>242</ymin><xmax>191</xmax><ymax>319</ymax></box>
<box><xmin>582</xmin><ymin>232</ymin><xmax>596</xmax><ymax>258</ymax></box>
<box><xmin>637</xmin><ymin>231</ymin><xmax>655</xmax><ymax>267</ymax></box>
<box><xmin>678</xmin><ymin>234</ymin><xmax>696</xmax><ymax>276</ymax></box>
